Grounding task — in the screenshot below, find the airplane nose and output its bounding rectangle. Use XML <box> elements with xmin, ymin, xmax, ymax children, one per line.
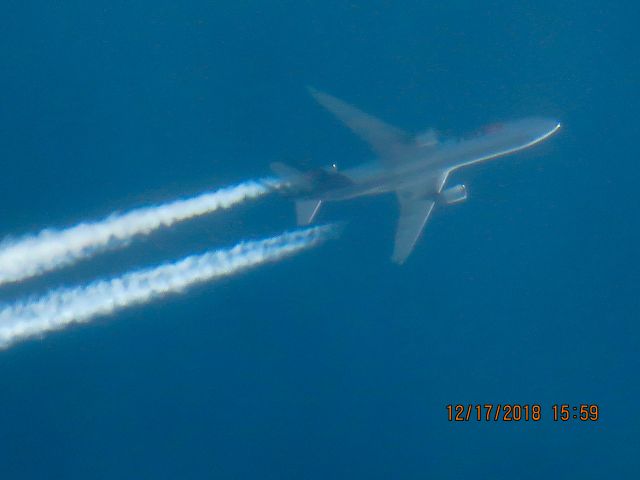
<box><xmin>538</xmin><ymin>121</ymin><xmax>561</xmax><ymax>145</ymax></box>
<box><xmin>536</xmin><ymin>118</ymin><xmax>562</xmax><ymax>138</ymax></box>
<box><xmin>518</xmin><ymin>117</ymin><xmax>561</xmax><ymax>146</ymax></box>
<box><xmin>518</xmin><ymin>117</ymin><xmax>561</xmax><ymax>138</ymax></box>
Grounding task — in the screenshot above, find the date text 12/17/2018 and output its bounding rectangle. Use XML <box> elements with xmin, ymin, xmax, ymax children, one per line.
<box><xmin>446</xmin><ymin>404</ymin><xmax>599</xmax><ymax>422</ymax></box>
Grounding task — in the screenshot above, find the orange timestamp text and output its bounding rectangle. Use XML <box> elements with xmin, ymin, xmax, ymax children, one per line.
<box><xmin>446</xmin><ymin>404</ymin><xmax>600</xmax><ymax>422</ymax></box>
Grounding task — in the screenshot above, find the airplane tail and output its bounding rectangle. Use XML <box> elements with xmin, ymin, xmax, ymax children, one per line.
<box><xmin>271</xmin><ymin>161</ymin><xmax>315</xmax><ymax>188</ymax></box>
<box><xmin>270</xmin><ymin>162</ymin><xmax>322</xmax><ymax>224</ymax></box>
<box><xmin>270</xmin><ymin>162</ymin><xmax>302</xmax><ymax>180</ymax></box>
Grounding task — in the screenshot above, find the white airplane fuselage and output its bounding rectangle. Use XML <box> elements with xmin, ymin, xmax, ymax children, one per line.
<box><xmin>273</xmin><ymin>88</ymin><xmax>561</xmax><ymax>263</ymax></box>
<box><xmin>314</xmin><ymin>117</ymin><xmax>561</xmax><ymax>203</ymax></box>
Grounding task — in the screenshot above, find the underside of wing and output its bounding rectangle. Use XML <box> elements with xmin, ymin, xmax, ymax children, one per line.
<box><xmin>392</xmin><ymin>197</ymin><xmax>436</xmax><ymax>264</ymax></box>
<box><xmin>392</xmin><ymin>171</ymin><xmax>450</xmax><ymax>264</ymax></box>
<box><xmin>309</xmin><ymin>87</ymin><xmax>410</xmax><ymax>162</ymax></box>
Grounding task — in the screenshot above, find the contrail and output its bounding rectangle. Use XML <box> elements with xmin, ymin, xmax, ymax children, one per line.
<box><xmin>0</xmin><ymin>178</ymin><xmax>279</xmax><ymax>286</ymax></box>
<box><xmin>0</xmin><ymin>225</ymin><xmax>333</xmax><ymax>348</ymax></box>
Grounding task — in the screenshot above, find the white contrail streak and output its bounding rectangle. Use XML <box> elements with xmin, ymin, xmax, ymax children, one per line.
<box><xmin>0</xmin><ymin>225</ymin><xmax>333</xmax><ymax>348</ymax></box>
<box><xmin>0</xmin><ymin>178</ymin><xmax>278</xmax><ymax>286</ymax></box>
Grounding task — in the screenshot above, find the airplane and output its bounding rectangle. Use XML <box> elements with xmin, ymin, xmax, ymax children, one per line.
<box><xmin>272</xmin><ymin>88</ymin><xmax>561</xmax><ymax>264</ymax></box>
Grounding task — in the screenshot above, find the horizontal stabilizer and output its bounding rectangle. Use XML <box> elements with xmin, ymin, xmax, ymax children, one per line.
<box><xmin>271</xmin><ymin>162</ymin><xmax>301</xmax><ymax>179</ymax></box>
<box><xmin>296</xmin><ymin>199</ymin><xmax>322</xmax><ymax>225</ymax></box>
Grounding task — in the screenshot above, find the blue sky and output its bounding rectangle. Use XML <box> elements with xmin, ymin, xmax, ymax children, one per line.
<box><xmin>0</xmin><ymin>1</ymin><xmax>638</xmax><ymax>478</ymax></box>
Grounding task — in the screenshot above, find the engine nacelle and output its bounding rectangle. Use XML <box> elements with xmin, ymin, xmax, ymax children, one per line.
<box><xmin>440</xmin><ymin>184</ymin><xmax>467</xmax><ymax>205</ymax></box>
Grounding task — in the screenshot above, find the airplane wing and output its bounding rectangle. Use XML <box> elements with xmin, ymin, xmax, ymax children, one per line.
<box><xmin>309</xmin><ymin>87</ymin><xmax>410</xmax><ymax>162</ymax></box>
<box><xmin>391</xmin><ymin>172</ymin><xmax>450</xmax><ymax>264</ymax></box>
<box><xmin>392</xmin><ymin>196</ymin><xmax>436</xmax><ymax>264</ymax></box>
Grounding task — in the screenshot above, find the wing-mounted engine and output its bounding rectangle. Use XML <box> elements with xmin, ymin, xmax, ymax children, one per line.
<box><xmin>440</xmin><ymin>184</ymin><xmax>467</xmax><ymax>205</ymax></box>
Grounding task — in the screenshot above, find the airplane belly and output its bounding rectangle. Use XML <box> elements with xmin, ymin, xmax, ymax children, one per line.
<box><xmin>400</xmin><ymin>171</ymin><xmax>441</xmax><ymax>189</ymax></box>
<box><xmin>320</xmin><ymin>183</ymin><xmax>391</xmax><ymax>201</ymax></box>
